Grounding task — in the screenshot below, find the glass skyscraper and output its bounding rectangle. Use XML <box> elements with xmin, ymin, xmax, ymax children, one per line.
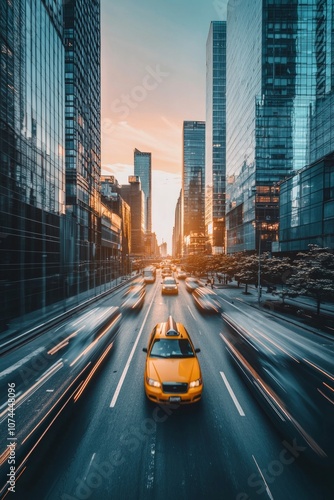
<box><xmin>134</xmin><ymin>148</ymin><xmax>152</xmax><ymax>233</ymax></box>
<box><xmin>63</xmin><ymin>0</ymin><xmax>101</xmax><ymax>289</ymax></box>
<box><xmin>182</xmin><ymin>121</ymin><xmax>206</xmax><ymax>255</ymax></box>
<box><xmin>279</xmin><ymin>155</ymin><xmax>334</xmax><ymax>252</ymax></box>
<box><xmin>226</xmin><ymin>0</ymin><xmax>332</xmax><ymax>253</ymax></box>
<box><xmin>0</xmin><ymin>0</ymin><xmax>65</xmax><ymax>324</ymax></box>
<box><xmin>279</xmin><ymin>1</ymin><xmax>334</xmax><ymax>254</ymax></box>
<box><xmin>205</xmin><ymin>21</ymin><xmax>226</xmax><ymax>254</ymax></box>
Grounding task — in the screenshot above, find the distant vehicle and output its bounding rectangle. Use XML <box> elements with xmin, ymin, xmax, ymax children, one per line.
<box><xmin>142</xmin><ymin>316</ymin><xmax>203</xmax><ymax>404</ymax></box>
<box><xmin>192</xmin><ymin>287</ymin><xmax>221</xmax><ymax>314</ymax></box>
<box><xmin>161</xmin><ymin>267</ymin><xmax>172</xmax><ymax>278</ymax></box>
<box><xmin>185</xmin><ymin>277</ymin><xmax>200</xmax><ymax>293</ymax></box>
<box><xmin>161</xmin><ymin>277</ymin><xmax>179</xmax><ymax>295</ymax></box>
<box><xmin>143</xmin><ymin>265</ymin><xmax>156</xmax><ymax>284</ymax></box>
<box><xmin>176</xmin><ymin>270</ymin><xmax>187</xmax><ymax>280</ymax></box>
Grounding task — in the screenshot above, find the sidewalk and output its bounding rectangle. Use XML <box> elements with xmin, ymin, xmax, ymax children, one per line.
<box><xmin>211</xmin><ymin>281</ymin><xmax>334</xmax><ymax>337</ymax></box>
<box><xmin>0</xmin><ymin>275</ymin><xmax>134</xmax><ymax>352</ymax></box>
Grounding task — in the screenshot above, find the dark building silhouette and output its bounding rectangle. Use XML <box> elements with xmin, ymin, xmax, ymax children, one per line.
<box><xmin>120</xmin><ymin>176</ymin><xmax>145</xmax><ymax>256</ymax></box>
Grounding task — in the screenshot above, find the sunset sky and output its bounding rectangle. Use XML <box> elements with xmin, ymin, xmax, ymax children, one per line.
<box><xmin>100</xmin><ymin>0</ymin><xmax>228</xmax><ymax>252</ymax></box>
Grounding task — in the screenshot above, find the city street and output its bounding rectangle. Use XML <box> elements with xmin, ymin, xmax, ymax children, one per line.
<box><xmin>0</xmin><ymin>276</ymin><xmax>333</xmax><ymax>499</ymax></box>
<box><xmin>2</xmin><ymin>2</ymin><xmax>334</xmax><ymax>499</ymax></box>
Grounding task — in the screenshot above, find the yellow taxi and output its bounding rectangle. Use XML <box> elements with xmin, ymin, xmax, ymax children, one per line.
<box><xmin>143</xmin><ymin>316</ymin><xmax>203</xmax><ymax>404</ymax></box>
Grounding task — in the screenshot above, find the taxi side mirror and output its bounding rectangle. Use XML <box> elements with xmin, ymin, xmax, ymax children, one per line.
<box><xmin>143</xmin><ymin>347</ymin><xmax>147</xmax><ymax>353</ymax></box>
<box><xmin>195</xmin><ymin>348</ymin><xmax>200</xmax><ymax>353</ymax></box>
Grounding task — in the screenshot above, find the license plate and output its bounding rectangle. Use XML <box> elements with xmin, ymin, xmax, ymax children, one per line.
<box><xmin>169</xmin><ymin>396</ymin><xmax>181</xmax><ymax>402</ymax></box>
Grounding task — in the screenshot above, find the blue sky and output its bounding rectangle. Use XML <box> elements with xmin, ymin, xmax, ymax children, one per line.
<box><xmin>100</xmin><ymin>0</ymin><xmax>228</xmax><ymax>251</ymax></box>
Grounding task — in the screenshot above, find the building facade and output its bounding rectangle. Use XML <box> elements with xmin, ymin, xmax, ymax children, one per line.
<box><xmin>279</xmin><ymin>153</ymin><xmax>334</xmax><ymax>252</ymax></box>
<box><xmin>101</xmin><ymin>175</ymin><xmax>130</xmax><ymax>275</ymax></box>
<box><xmin>205</xmin><ymin>21</ymin><xmax>226</xmax><ymax>254</ymax></box>
<box><xmin>63</xmin><ymin>0</ymin><xmax>101</xmax><ymax>291</ymax></box>
<box><xmin>279</xmin><ymin>0</ymin><xmax>334</xmax><ymax>254</ymax></box>
<box><xmin>120</xmin><ymin>176</ymin><xmax>145</xmax><ymax>256</ymax></box>
<box><xmin>226</xmin><ymin>0</ymin><xmax>332</xmax><ymax>254</ymax></box>
<box><xmin>134</xmin><ymin>148</ymin><xmax>152</xmax><ymax>233</ymax></box>
<box><xmin>0</xmin><ymin>0</ymin><xmax>65</xmax><ymax>325</ymax></box>
<box><xmin>182</xmin><ymin>121</ymin><xmax>206</xmax><ymax>256</ymax></box>
<box><xmin>172</xmin><ymin>190</ymin><xmax>182</xmax><ymax>258</ymax></box>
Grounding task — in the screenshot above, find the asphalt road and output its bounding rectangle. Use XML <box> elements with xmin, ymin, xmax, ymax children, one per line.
<box><xmin>1</xmin><ymin>275</ymin><xmax>333</xmax><ymax>500</ymax></box>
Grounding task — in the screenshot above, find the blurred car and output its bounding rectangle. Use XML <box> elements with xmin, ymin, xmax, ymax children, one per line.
<box><xmin>121</xmin><ymin>283</ymin><xmax>146</xmax><ymax>311</ymax></box>
<box><xmin>131</xmin><ymin>276</ymin><xmax>145</xmax><ymax>287</ymax></box>
<box><xmin>221</xmin><ymin>317</ymin><xmax>334</xmax><ymax>465</ymax></box>
<box><xmin>176</xmin><ymin>270</ymin><xmax>187</xmax><ymax>280</ymax></box>
<box><xmin>143</xmin><ymin>316</ymin><xmax>203</xmax><ymax>404</ymax></box>
<box><xmin>161</xmin><ymin>277</ymin><xmax>179</xmax><ymax>295</ymax></box>
<box><xmin>192</xmin><ymin>287</ymin><xmax>221</xmax><ymax>313</ymax></box>
<box><xmin>185</xmin><ymin>277</ymin><xmax>200</xmax><ymax>293</ymax></box>
<box><xmin>161</xmin><ymin>267</ymin><xmax>172</xmax><ymax>278</ymax></box>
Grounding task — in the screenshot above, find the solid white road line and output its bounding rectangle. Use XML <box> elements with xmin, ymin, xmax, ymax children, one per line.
<box><xmin>220</xmin><ymin>371</ymin><xmax>245</xmax><ymax>416</ymax></box>
<box><xmin>252</xmin><ymin>455</ymin><xmax>275</xmax><ymax>500</ymax></box>
<box><xmin>110</xmin><ymin>287</ymin><xmax>157</xmax><ymax>408</ymax></box>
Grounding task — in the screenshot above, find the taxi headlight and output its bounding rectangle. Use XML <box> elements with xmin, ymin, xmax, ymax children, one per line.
<box><xmin>147</xmin><ymin>377</ymin><xmax>161</xmax><ymax>388</ymax></box>
<box><xmin>189</xmin><ymin>378</ymin><xmax>202</xmax><ymax>388</ymax></box>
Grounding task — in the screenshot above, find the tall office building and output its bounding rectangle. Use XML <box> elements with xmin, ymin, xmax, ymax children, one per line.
<box><xmin>182</xmin><ymin>121</ymin><xmax>206</xmax><ymax>255</ymax></box>
<box><xmin>279</xmin><ymin>1</ymin><xmax>334</xmax><ymax>254</ymax></box>
<box><xmin>0</xmin><ymin>0</ymin><xmax>65</xmax><ymax>325</ymax></box>
<box><xmin>172</xmin><ymin>190</ymin><xmax>182</xmax><ymax>258</ymax></box>
<box><xmin>120</xmin><ymin>176</ymin><xmax>146</xmax><ymax>256</ymax></box>
<box><xmin>205</xmin><ymin>21</ymin><xmax>226</xmax><ymax>254</ymax></box>
<box><xmin>63</xmin><ymin>0</ymin><xmax>101</xmax><ymax>286</ymax></box>
<box><xmin>226</xmin><ymin>0</ymin><xmax>331</xmax><ymax>253</ymax></box>
<box><xmin>134</xmin><ymin>148</ymin><xmax>152</xmax><ymax>233</ymax></box>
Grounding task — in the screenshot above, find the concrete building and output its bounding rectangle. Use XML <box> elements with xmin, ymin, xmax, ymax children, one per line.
<box><xmin>120</xmin><ymin>176</ymin><xmax>145</xmax><ymax>256</ymax></box>
<box><xmin>101</xmin><ymin>175</ymin><xmax>131</xmax><ymax>273</ymax></box>
<box><xmin>172</xmin><ymin>190</ymin><xmax>182</xmax><ymax>258</ymax></box>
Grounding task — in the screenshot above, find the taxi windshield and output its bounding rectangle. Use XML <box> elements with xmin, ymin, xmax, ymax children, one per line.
<box><xmin>150</xmin><ymin>339</ymin><xmax>194</xmax><ymax>358</ymax></box>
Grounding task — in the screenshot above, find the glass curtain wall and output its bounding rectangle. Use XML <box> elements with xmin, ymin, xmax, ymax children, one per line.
<box><xmin>0</xmin><ymin>0</ymin><xmax>65</xmax><ymax>326</ymax></box>
<box><xmin>134</xmin><ymin>148</ymin><xmax>152</xmax><ymax>233</ymax></box>
<box><xmin>63</xmin><ymin>0</ymin><xmax>102</xmax><ymax>294</ymax></box>
<box><xmin>226</xmin><ymin>0</ymin><xmax>329</xmax><ymax>253</ymax></box>
<box><xmin>205</xmin><ymin>21</ymin><xmax>226</xmax><ymax>254</ymax></box>
<box><xmin>182</xmin><ymin>121</ymin><xmax>206</xmax><ymax>255</ymax></box>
